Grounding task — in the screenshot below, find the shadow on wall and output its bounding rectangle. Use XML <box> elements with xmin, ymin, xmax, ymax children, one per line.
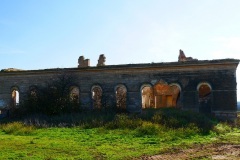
<box><xmin>238</xmin><ymin>102</ymin><xmax>240</xmax><ymax>111</ymax></box>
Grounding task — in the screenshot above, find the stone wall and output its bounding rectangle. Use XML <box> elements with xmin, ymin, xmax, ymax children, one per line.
<box><xmin>0</xmin><ymin>59</ymin><xmax>239</xmax><ymax>120</ymax></box>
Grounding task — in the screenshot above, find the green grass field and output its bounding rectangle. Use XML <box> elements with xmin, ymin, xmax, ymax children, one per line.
<box><xmin>0</xmin><ymin>110</ymin><xmax>239</xmax><ymax>159</ymax></box>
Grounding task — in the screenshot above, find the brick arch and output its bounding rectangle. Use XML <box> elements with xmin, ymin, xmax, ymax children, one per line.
<box><xmin>169</xmin><ymin>83</ymin><xmax>182</xmax><ymax>92</ymax></box>
<box><xmin>197</xmin><ymin>82</ymin><xmax>212</xmax><ymax>99</ymax></box>
<box><xmin>197</xmin><ymin>82</ymin><xmax>212</xmax><ymax>91</ymax></box>
<box><xmin>114</xmin><ymin>84</ymin><xmax>127</xmax><ymax>93</ymax></box>
<box><xmin>140</xmin><ymin>83</ymin><xmax>153</xmax><ymax>92</ymax></box>
<box><xmin>11</xmin><ymin>86</ymin><xmax>20</xmax><ymax>92</ymax></box>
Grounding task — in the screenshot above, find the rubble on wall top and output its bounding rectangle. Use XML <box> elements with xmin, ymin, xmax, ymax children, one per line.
<box><xmin>97</xmin><ymin>54</ymin><xmax>106</xmax><ymax>67</ymax></box>
<box><xmin>1</xmin><ymin>68</ymin><xmax>24</xmax><ymax>72</ymax></box>
<box><xmin>78</xmin><ymin>56</ymin><xmax>90</xmax><ymax>68</ymax></box>
<box><xmin>178</xmin><ymin>49</ymin><xmax>198</xmax><ymax>62</ymax></box>
<box><xmin>1</xmin><ymin>51</ymin><xmax>239</xmax><ymax>73</ymax></box>
<box><xmin>78</xmin><ymin>54</ymin><xmax>106</xmax><ymax>68</ymax></box>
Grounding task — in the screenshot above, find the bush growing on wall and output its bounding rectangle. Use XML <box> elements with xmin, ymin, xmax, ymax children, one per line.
<box><xmin>23</xmin><ymin>73</ymin><xmax>80</xmax><ymax>115</ymax></box>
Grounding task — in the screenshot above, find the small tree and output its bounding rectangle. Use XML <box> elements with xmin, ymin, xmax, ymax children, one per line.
<box><xmin>23</xmin><ymin>72</ymin><xmax>80</xmax><ymax>115</ymax></box>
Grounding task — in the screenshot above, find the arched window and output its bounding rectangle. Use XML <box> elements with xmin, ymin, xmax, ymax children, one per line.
<box><xmin>197</xmin><ymin>82</ymin><xmax>212</xmax><ymax>113</ymax></box>
<box><xmin>28</xmin><ymin>86</ymin><xmax>38</xmax><ymax>105</ymax></box>
<box><xmin>29</xmin><ymin>86</ymin><xmax>38</xmax><ymax>97</ymax></box>
<box><xmin>115</xmin><ymin>84</ymin><xmax>127</xmax><ymax>109</ymax></box>
<box><xmin>69</xmin><ymin>86</ymin><xmax>80</xmax><ymax>104</ymax></box>
<box><xmin>141</xmin><ymin>84</ymin><xmax>154</xmax><ymax>109</ymax></box>
<box><xmin>11</xmin><ymin>88</ymin><xmax>20</xmax><ymax>107</ymax></box>
<box><xmin>91</xmin><ymin>85</ymin><xmax>102</xmax><ymax>109</ymax></box>
<box><xmin>197</xmin><ymin>83</ymin><xmax>212</xmax><ymax>100</ymax></box>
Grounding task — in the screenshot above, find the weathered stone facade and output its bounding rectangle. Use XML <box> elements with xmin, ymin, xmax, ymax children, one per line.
<box><xmin>0</xmin><ymin>56</ymin><xmax>239</xmax><ymax>121</ymax></box>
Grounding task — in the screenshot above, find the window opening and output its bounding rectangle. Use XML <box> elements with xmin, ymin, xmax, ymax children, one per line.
<box><xmin>198</xmin><ymin>83</ymin><xmax>212</xmax><ymax>113</ymax></box>
<box><xmin>153</xmin><ymin>81</ymin><xmax>180</xmax><ymax>108</ymax></box>
<box><xmin>92</xmin><ymin>86</ymin><xmax>102</xmax><ymax>109</ymax></box>
<box><xmin>141</xmin><ymin>86</ymin><xmax>154</xmax><ymax>108</ymax></box>
<box><xmin>116</xmin><ymin>85</ymin><xmax>127</xmax><ymax>109</ymax></box>
<box><xmin>12</xmin><ymin>89</ymin><xmax>19</xmax><ymax>106</ymax></box>
<box><xmin>70</xmin><ymin>86</ymin><xmax>80</xmax><ymax>104</ymax></box>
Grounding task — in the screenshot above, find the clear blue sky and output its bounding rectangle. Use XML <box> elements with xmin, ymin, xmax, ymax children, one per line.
<box><xmin>1</xmin><ymin>0</ymin><xmax>240</xmax><ymax>100</ymax></box>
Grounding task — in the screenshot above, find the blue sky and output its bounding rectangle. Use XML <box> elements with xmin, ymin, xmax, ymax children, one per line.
<box><xmin>0</xmin><ymin>0</ymin><xmax>240</xmax><ymax>100</ymax></box>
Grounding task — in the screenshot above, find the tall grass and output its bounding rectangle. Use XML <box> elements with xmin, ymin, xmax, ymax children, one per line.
<box><xmin>0</xmin><ymin>122</ymin><xmax>35</xmax><ymax>135</ymax></box>
<box><xmin>1</xmin><ymin>108</ymin><xmax>239</xmax><ymax>159</ymax></box>
<box><xmin>134</xmin><ymin>122</ymin><xmax>161</xmax><ymax>136</ymax></box>
<box><xmin>21</xmin><ymin>109</ymin><xmax>117</xmax><ymax>128</ymax></box>
<box><xmin>104</xmin><ymin>114</ymin><xmax>143</xmax><ymax>129</ymax></box>
<box><xmin>1</xmin><ymin>108</ymin><xmax>216</xmax><ymax>134</ymax></box>
<box><xmin>140</xmin><ymin>108</ymin><xmax>215</xmax><ymax>133</ymax></box>
<box><xmin>213</xmin><ymin>122</ymin><xmax>232</xmax><ymax>134</ymax></box>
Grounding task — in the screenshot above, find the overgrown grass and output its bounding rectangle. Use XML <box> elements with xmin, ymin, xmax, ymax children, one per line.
<box><xmin>212</xmin><ymin>122</ymin><xmax>232</xmax><ymax>134</ymax></box>
<box><xmin>141</xmin><ymin>108</ymin><xmax>216</xmax><ymax>132</ymax></box>
<box><xmin>0</xmin><ymin>122</ymin><xmax>35</xmax><ymax>135</ymax></box>
<box><xmin>104</xmin><ymin>114</ymin><xmax>143</xmax><ymax>129</ymax></box>
<box><xmin>14</xmin><ymin>108</ymin><xmax>216</xmax><ymax>131</ymax></box>
<box><xmin>0</xmin><ymin>108</ymin><xmax>239</xmax><ymax>159</ymax></box>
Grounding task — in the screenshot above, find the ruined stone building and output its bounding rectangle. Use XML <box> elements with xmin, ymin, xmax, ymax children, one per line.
<box><xmin>0</xmin><ymin>51</ymin><xmax>239</xmax><ymax>120</ymax></box>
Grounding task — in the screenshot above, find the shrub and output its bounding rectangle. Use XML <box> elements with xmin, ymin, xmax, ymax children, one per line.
<box><xmin>152</xmin><ymin>113</ymin><xmax>163</xmax><ymax>123</ymax></box>
<box><xmin>105</xmin><ymin>114</ymin><xmax>142</xmax><ymax>129</ymax></box>
<box><xmin>0</xmin><ymin>122</ymin><xmax>35</xmax><ymax>135</ymax></box>
<box><xmin>22</xmin><ymin>110</ymin><xmax>117</xmax><ymax>128</ymax></box>
<box><xmin>22</xmin><ymin>73</ymin><xmax>81</xmax><ymax>116</ymax></box>
<box><xmin>212</xmin><ymin>123</ymin><xmax>232</xmax><ymax>134</ymax></box>
<box><xmin>134</xmin><ymin>122</ymin><xmax>160</xmax><ymax>136</ymax></box>
<box><xmin>146</xmin><ymin>108</ymin><xmax>214</xmax><ymax>133</ymax></box>
<box><xmin>235</xmin><ymin>113</ymin><xmax>240</xmax><ymax>128</ymax></box>
<box><xmin>176</xmin><ymin>123</ymin><xmax>200</xmax><ymax>138</ymax></box>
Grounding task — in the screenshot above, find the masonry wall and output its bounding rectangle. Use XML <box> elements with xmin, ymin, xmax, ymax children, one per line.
<box><xmin>0</xmin><ymin>59</ymin><xmax>239</xmax><ymax>120</ymax></box>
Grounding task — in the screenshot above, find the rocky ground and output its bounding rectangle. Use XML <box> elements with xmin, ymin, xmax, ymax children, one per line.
<box><xmin>141</xmin><ymin>143</ymin><xmax>240</xmax><ymax>160</ymax></box>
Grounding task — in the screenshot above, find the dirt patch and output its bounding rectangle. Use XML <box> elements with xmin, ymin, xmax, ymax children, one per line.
<box><xmin>140</xmin><ymin>144</ymin><xmax>240</xmax><ymax>160</ymax></box>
